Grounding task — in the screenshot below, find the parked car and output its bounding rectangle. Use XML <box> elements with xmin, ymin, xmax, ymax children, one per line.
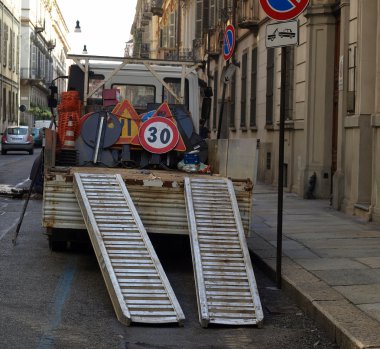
<box><xmin>1</xmin><ymin>126</ymin><xmax>34</xmax><ymax>155</ymax></box>
<box><xmin>32</xmin><ymin>127</ymin><xmax>43</xmax><ymax>147</ymax></box>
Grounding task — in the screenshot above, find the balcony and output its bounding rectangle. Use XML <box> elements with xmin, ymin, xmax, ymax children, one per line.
<box><xmin>151</xmin><ymin>0</ymin><xmax>163</xmax><ymax>16</ymax></box>
<box><xmin>238</xmin><ymin>16</ymin><xmax>259</xmax><ymax>31</ymax></box>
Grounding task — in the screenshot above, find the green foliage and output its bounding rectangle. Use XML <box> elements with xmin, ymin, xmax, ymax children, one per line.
<box><xmin>28</xmin><ymin>104</ymin><xmax>51</xmax><ymax>120</ymax></box>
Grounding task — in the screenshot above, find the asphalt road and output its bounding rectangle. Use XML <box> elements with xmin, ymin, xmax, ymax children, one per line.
<box><xmin>0</xmin><ymin>149</ymin><xmax>337</xmax><ymax>349</ymax></box>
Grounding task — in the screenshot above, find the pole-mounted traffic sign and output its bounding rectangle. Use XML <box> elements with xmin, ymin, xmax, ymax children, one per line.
<box><xmin>223</xmin><ymin>24</ymin><xmax>235</xmax><ymax>61</ymax></box>
<box><xmin>259</xmin><ymin>0</ymin><xmax>309</xmax><ymax>21</ymax></box>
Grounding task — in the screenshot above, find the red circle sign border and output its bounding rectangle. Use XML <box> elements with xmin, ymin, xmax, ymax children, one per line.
<box><xmin>259</xmin><ymin>0</ymin><xmax>309</xmax><ymax>21</ymax></box>
<box><xmin>223</xmin><ymin>24</ymin><xmax>235</xmax><ymax>61</ymax></box>
<box><xmin>138</xmin><ymin>117</ymin><xmax>179</xmax><ymax>154</ymax></box>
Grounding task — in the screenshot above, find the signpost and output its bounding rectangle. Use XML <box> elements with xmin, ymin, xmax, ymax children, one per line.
<box><xmin>260</xmin><ymin>0</ymin><xmax>309</xmax><ymax>289</ymax></box>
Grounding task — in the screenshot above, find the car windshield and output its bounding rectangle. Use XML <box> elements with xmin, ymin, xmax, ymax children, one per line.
<box><xmin>7</xmin><ymin>127</ymin><xmax>28</xmax><ymax>135</ymax></box>
<box><xmin>32</xmin><ymin>128</ymin><xmax>39</xmax><ymax>135</ymax></box>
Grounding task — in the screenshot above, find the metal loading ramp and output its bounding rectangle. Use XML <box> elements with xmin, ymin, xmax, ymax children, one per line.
<box><xmin>73</xmin><ymin>173</ymin><xmax>185</xmax><ymax>326</ymax></box>
<box><xmin>184</xmin><ymin>177</ymin><xmax>263</xmax><ymax>327</ymax></box>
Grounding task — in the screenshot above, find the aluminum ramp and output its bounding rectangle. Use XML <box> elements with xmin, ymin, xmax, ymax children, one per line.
<box><xmin>73</xmin><ymin>173</ymin><xmax>185</xmax><ymax>326</ymax></box>
<box><xmin>184</xmin><ymin>177</ymin><xmax>263</xmax><ymax>327</ymax></box>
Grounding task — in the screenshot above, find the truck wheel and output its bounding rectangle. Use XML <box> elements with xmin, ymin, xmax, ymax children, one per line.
<box><xmin>29</xmin><ymin>149</ymin><xmax>34</xmax><ymax>155</ymax></box>
<box><xmin>1</xmin><ymin>149</ymin><xmax>6</xmax><ymax>155</ymax></box>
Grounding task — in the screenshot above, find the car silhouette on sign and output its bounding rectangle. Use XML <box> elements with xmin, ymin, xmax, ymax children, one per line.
<box><xmin>278</xmin><ymin>28</ymin><xmax>296</xmax><ymax>38</ymax></box>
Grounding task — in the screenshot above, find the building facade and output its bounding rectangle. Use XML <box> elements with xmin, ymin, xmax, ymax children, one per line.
<box><xmin>0</xmin><ymin>0</ymin><xmax>21</xmax><ymax>131</ymax></box>
<box><xmin>20</xmin><ymin>0</ymin><xmax>69</xmax><ymax>127</ymax></box>
<box><xmin>133</xmin><ymin>0</ymin><xmax>380</xmax><ymax>223</ymax></box>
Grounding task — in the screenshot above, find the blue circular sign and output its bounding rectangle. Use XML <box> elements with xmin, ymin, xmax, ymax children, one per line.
<box><xmin>259</xmin><ymin>0</ymin><xmax>309</xmax><ymax>21</ymax></box>
<box><xmin>223</xmin><ymin>25</ymin><xmax>235</xmax><ymax>61</ymax></box>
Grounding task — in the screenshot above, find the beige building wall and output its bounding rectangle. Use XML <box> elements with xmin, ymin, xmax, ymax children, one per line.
<box><xmin>133</xmin><ymin>0</ymin><xmax>380</xmax><ymax>223</ymax></box>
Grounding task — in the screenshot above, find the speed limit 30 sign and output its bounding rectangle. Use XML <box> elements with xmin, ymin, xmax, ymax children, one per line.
<box><xmin>139</xmin><ymin>117</ymin><xmax>180</xmax><ymax>154</ymax></box>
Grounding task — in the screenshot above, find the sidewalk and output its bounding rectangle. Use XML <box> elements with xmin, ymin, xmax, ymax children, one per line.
<box><xmin>247</xmin><ymin>184</ymin><xmax>380</xmax><ymax>349</ymax></box>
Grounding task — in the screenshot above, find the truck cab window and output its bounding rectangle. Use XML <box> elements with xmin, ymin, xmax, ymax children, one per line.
<box><xmin>163</xmin><ymin>78</ymin><xmax>189</xmax><ymax>109</ymax></box>
<box><xmin>112</xmin><ymin>84</ymin><xmax>155</xmax><ymax>113</ymax></box>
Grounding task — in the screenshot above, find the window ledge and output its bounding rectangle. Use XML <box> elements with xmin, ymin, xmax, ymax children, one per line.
<box><xmin>240</xmin><ymin>126</ymin><xmax>248</xmax><ymax>132</ymax></box>
<box><xmin>265</xmin><ymin>124</ymin><xmax>274</xmax><ymax>131</ymax></box>
<box><xmin>229</xmin><ymin>127</ymin><xmax>236</xmax><ymax>132</ymax></box>
<box><xmin>249</xmin><ymin>126</ymin><xmax>257</xmax><ymax>131</ymax></box>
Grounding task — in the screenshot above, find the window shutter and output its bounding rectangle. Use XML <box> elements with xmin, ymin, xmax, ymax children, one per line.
<box><xmin>240</xmin><ymin>52</ymin><xmax>248</xmax><ymax>128</ymax></box>
<box><xmin>266</xmin><ymin>48</ymin><xmax>274</xmax><ymax>125</ymax></box>
<box><xmin>250</xmin><ymin>47</ymin><xmax>258</xmax><ymax>127</ymax></box>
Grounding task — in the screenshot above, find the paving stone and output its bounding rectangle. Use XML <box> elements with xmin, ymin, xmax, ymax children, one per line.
<box><xmin>355</xmin><ymin>257</ymin><xmax>380</xmax><ymax>268</ymax></box>
<box><xmin>358</xmin><ymin>303</ymin><xmax>380</xmax><ymax>322</ymax></box>
<box><xmin>313</xmin><ymin>269</ymin><xmax>380</xmax><ymax>286</ymax></box>
<box><xmin>314</xmin><ymin>248</ymin><xmax>380</xmax><ymax>258</ymax></box>
<box><xmin>294</xmin><ymin>258</ymin><xmax>367</xmax><ymax>271</ymax></box>
<box><xmin>334</xmin><ymin>284</ymin><xmax>380</xmax><ymax>304</ymax></box>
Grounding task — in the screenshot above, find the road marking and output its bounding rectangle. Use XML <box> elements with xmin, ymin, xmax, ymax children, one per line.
<box><xmin>37</xmin><ymin>258</ymin><xmax>77</xmax><ymax>349</ymax></box>
<box><xmin>0</xmin><ymin>216</ymin><xmax>20</xmax><ymax>241</ymax></box>
<box><xmin>15</xmin><ymin>178</ymin><xmax>30</xmax><ymax>188</ymax></box>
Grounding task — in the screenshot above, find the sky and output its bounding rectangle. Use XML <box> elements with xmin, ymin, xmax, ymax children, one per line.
<box><xmin>57</xmin><ymin>0</ymin><xmax>137</xmax><ymax>57</ymax></box>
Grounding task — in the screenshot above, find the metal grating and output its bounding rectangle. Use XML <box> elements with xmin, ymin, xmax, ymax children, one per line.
<box><xmin>73</xmin><ymin>172</ymin><xmax>185</xmax><ymax>325</ymax></box>
<box><xmin>184</xmin><ymin>177</ymin><xmax>263</xmax><ymax>327</ymax></box>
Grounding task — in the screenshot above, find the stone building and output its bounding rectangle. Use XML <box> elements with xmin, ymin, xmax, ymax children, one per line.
<box><xmin>132</xmin><ymin>0</ymin><xmax>380</xmax><ymax>223</ymax></box>
<box><xmin>0</xmin><ymin>0</ymin><xmax>21</xmax><ymax>131</ymax></box>
<box><xmin>20</xmin><ymin>0</ymin><xmax>69</xmax><ymax>127</ymax></box>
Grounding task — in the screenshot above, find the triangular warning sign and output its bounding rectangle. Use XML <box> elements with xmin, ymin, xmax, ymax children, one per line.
<box><xmin>150</xmin><ymin>102</ymin><xmax>186</xmax><ymax>152</ymax></box>
<box><xmin>112</xmin><ymin>100</ymin><xmax>141</xmax><ymax>145</ymax></box>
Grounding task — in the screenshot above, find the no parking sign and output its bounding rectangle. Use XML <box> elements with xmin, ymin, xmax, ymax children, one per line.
<box><xmin>259</xmin><ymin>0</ymin><xmax>309</xmax><ymax>21</ymax></box>
<box><xmin>223</xmin><ymin>25</ymin><xmax>235</xmax><ymax>61</ymax></box>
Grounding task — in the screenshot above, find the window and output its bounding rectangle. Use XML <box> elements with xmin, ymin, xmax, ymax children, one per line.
<box><xmin>266</xmin><ymin>48</ymin><xmax>274</xmax><ymax>125</ymax></box>
<box><xmin>209</xmin><ymin>0</ymin><xmax>216</xmax><ymax>29</ymax></box>
<box><xmin>195</xmin><ymin>0</ymin><xmax>203</xmax><ymax>39</ymax></box>
<box><xmin>240</xmin><ymin>51</ymin><xmax>248</xmax><ymax>128</ymax></box>
<box><xmin>169</xmin><ymin>11</ymin><xmax>176</xmax><ymax>48</ymax></box>
<box><xmin>3</xmin><ymin>88</ymin><xmax>6</xmax><ymax>122</ymax></box>
<box><xmin>266</xmin><ymin>152</ymin><xmax>271</xmax><ymax>170</ymax></box>
<box><xmin>3</xmin><ymin>24</ymin><xmax>8</xmax><ymax>68</ymax></box>
<box><xmin>347</xmin><ymin>45</ymin><xmax>356</xmax><ymax>113</ymax></box>
<box><xmin>250</xmin><ymin>47</ymin><xmax>258</xmax><ymax>127</ymax></box>
<box><xmin>213</xmin><ymin>70</ymin><xmax>218</xmax><ymax>130</ymax></box>
<box><xmin>112</xmin><ymin>84</ymin><xmax>155</xmax><ymax>111</ymax></box>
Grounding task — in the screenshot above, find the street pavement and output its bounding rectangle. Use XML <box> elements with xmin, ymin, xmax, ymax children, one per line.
<box><xmin>247</xmin><ymin>184</ymin><xmax>380</xmax><ymax>349</ymax></box>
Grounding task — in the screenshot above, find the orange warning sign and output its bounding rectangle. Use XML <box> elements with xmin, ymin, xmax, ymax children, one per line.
<box><xmin>112</xmin><ymin>100</ymin><xmax>141</xmax><ymax>145</ymax></box>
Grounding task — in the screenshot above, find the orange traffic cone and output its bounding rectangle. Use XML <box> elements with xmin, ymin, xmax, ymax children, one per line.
<box><xmin>62</xmin><ymin>117</ymin><xmax>75</xmax><ymax>149</ymax></box>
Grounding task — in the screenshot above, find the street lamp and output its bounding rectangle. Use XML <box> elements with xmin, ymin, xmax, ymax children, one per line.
<box><xmin>82</xmin><ymin>45</ymin><xmax>88</xmax><ymax>54</ymax></box>
<box><xmin>74</xmin><ymin>20</ymin><xmax>81</xmax><ymax>33</ymax></box>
